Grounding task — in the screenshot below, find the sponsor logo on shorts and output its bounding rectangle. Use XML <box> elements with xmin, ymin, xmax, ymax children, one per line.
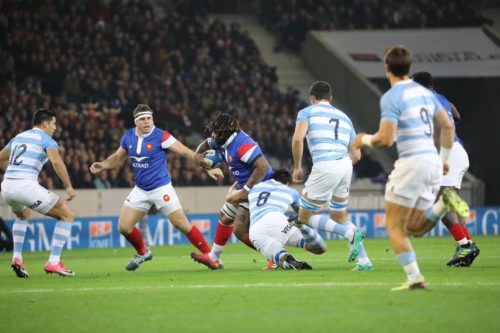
<box><xmin>146</xmin><ymin>143</ymin><xmax>152</xmax><ymax>151</ymax></box>
<box><xmin>163</xmin><ymin>194</ymin><xmax>170</xmax><ymax>202</ymax></box>
<box><xmin>30</xmin><ymin>200</ymin><xmax>42</xmax><ymax>209</ymax></box>
<box><xmin>89</xmin><ymin>221</ymin><xmax>113</xmax><ymax>248</ymax></box>
<box><xmin>281</xmin><ymin>223</ymin><xmax>293</xmax><ymax>234</ymax></box>
<box><xmin>374</xmin><ymin>213</ymin><xmax>386</xmax><ymax>228</ymax></box>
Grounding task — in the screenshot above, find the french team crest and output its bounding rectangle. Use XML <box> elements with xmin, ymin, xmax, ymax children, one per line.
<box><xmin>146</xmin><ymin>143</ymin><xmax>152</xmax><ymax>151</ymax></box>
<box><xmin>163</xmin><ymin>194</ymin><xmax>170</xmax><ymax>202</ymax></box>
<box><xmin>128</xmin><ymin>144</ymin><xmax>132</xmax><ymax>150</ymax></box>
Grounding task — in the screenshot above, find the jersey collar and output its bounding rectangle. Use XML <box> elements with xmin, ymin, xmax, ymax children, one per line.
<box><xmin>222</xmin><ymin>132</ymin><xmax>238</xmax><ymax>148</ymax></box>
<box><xmin>135</xmin><ymin>126</ymin><xmax>155</xmax><ymax>138</ymax></box>
<box><xmin>32</xmin><ymin>128</ymin><xmax>44</xmax><ymax>133</ymax></box>
<box><xmin>394</xmin><ymin>79</ymin><xmax>413</xmax><ymax>86</ymax></box>
<box><xmin>318</xmin><ymin>101</ymin><xmax>331</xmax><ymax>106</ymax></box>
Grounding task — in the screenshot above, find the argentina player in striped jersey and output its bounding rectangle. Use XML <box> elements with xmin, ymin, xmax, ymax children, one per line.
<box><xmin>291</xmin><ymin>81</ymin><xmax>372</xmax><ymax>270</ymax></box>
<box><xmin>354</xmin><ymin>46</ymin><xmax>470</xmax><ymax>291</ymax></box>
<box><xmin>227</xmin><ymin>168</ymin><xmax>326</xmax><ymax>270</ymax></box>
<box><xmin>412</xmin><ymin>71</ymin><xmax>480</xmax><ymax>267</ymax></box>
<box><xmin>0</xmin><ymin>109</ymin><xmax>77</xmax><ymax>277</ymax></box>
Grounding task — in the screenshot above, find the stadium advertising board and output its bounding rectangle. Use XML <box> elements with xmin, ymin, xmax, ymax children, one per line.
<box><xmin>318</xmin><ymin>28</ymin><xmax>500</xmax><ymax>78</ymax></box>
<box><xmin>3</xmin><ymin>207</ymin><xmax>499</xmax><ymax>251</ymax></box>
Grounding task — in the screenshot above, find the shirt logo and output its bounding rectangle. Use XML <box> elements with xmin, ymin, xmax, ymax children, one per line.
<box><xmin>163</xmin><ymin>194</ymin><xmax>170</xmax><ymax>202</ymax></box>
<box><xmin>130</xmin><ymin>156</ymin><xmax>149</xmax><ymax>162</ymax></box>
<box><xmin>128</xmin><ymin>145</ymin><xmax>132</xmax><ymax>150</ymax></box>
<box><xmin>146</xmin><ymin>143</ymin><xmax>153</xmax><ymax>151</ymax></box>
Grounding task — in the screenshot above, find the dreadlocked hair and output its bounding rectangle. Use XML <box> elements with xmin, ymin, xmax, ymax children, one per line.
<box><xmin>206</xmin><ymin>113</ymin><xmax>241</xmax><ymax>146</ymax></box>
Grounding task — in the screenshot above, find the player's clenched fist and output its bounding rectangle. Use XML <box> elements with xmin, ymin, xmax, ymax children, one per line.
<box><xmin>90</xmin><ymin>162</ymin><xmax>103</xmax><ymax>174</ymax></box>
<box><xmin>292</xmin><ymin>168</ymin><xmax>302</xmax><ymax>183</ymax></box>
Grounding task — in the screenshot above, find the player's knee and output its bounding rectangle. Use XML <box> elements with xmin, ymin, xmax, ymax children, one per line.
<box><xmin>60</xmin><ymin>207</ymin><xmax>75</xmax><ymax>222</ymax></box>
<box><xmin>406</xmin><ymin>226</ymin><xmax>426</xmax><ymax>238</ymax></box>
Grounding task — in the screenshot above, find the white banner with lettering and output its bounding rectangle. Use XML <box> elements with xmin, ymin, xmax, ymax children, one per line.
<box><xmin>318</xmin><ymin>28</ymin><xmax>500</xmax><ymax>78</ymax></box>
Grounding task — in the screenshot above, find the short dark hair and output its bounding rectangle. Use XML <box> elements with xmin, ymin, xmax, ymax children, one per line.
<box><xmin>205</xmin><ymin>113</ymin><xmax>242</xmax><ymax>146</ymax></box>
<box><xmin>133</xmin><ymin>104</ymin><xmax>153</xmax><ymax>118</ymax></box>
<box><xmin>272</xmin><ymin>167</ymin><xmax>292</xmax><ymax>185</ymax></box>
<box><xmin>32</xmin><ymin>109</ymin><xmax>57</xmax><ymax>127</ymax></box>
<box><xmin>385</xmin><ymin>46</ymin><xmax>412</xmax><ymax>78</ymax></box>
<box><xmin>309</xmin><ymin>81</ymin><xmax>332</xmax><ymax>101</ymax></box>
<box><xmin>411</xmin><ymin>71</ymin><xmax>433</xmax><ymax>90</ymax></box>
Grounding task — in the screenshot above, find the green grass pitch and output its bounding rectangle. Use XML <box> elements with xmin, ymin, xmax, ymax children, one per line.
<box><xmin>1</xmin><ymin>236</ymin><xmax>499</xmax><ymax>333</ymax></box>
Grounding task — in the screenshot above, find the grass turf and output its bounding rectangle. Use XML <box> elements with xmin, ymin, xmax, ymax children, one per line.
<box><xmin>1</xmin><ymin>236</ymin><xmax>499</xmax><ymax>333</ymax></box>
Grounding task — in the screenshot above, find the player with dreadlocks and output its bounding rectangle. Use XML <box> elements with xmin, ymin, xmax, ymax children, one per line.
<box><xmin>190</xmin><ymin>113</ymin><xmax>274</xmax><ymax>270</ymax></box>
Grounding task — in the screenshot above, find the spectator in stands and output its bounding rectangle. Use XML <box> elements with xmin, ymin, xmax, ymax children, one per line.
<box><xmin>94</xmin><ymin>170</ymin><xmax>112</xmax><ymax>189</ymax></box>
<box><xmin>354</xmin><ymin>148</ymin><xmax>387</xmax><ymax>181</ymax></box>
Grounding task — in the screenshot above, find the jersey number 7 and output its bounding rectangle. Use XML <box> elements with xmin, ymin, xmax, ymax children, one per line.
<box><xmin>329</xmin><ymin>118</ymin><xmax>339</xmax><ymax>140</ymax></box>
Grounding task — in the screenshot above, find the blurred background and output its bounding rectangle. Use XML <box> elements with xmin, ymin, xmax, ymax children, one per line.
<box><xmin>0</xmin><ymin>0</ymin><xmax>499</xmax><ymax>211</ymax></box>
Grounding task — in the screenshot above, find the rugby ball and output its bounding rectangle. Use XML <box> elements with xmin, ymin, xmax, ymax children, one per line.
<box><xmin>204</xmin><ymin>150</ymin><xmax>223</xmax><ymax>169</ymax></box>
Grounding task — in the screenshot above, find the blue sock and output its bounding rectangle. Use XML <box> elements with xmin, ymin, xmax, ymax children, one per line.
<box><xmin>12</xmin><ymin>219</ymin><xmax>28</xmax><ymax>261</ymax></box>
<box><xmin>298</xmin><ymin>224</ymin><xmax>325</xmax><ymax>249</ymax></box>
<box><xmin>308</xmin><ymin>215</ymin><xmax>350</xmax><ymax>237</ymax></box>
<box><xmin>49</xmin><ymin>222</ymin><xmax>72</xmax><ymax>265</ymax></box>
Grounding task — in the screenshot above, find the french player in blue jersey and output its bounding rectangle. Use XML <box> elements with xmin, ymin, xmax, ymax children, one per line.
<box><xmin>0</xmin><ymin>109</ymin><xmax>77</xmax><ymax>277</ymax></box>
<box><xmin>90</xmin><ymin>105</ymin><xmax>222</xmax><ymax>271</ymax></box>
<box><xmin>190</xmin><ymin>113</ymin><xmax>274</xmax><ymax>270</ymax></box>
<box><xmin>226</xmin><ymin>168</ymin><xmax>326</xmax><ymax>270</ymax></box>
<box><xmin>411</xmin><ymin>71</ymin><xmax>480</xmax><ymax>267</ymax></box>
<box><xmin>354</xmin><ymin>46</ymin><xmax>470</xmax><ymax>291</ymax></box>
<box><xmin>291</xmin><ymin>81</ymin><xmax>370</xmax><ymax>270</ymax></box>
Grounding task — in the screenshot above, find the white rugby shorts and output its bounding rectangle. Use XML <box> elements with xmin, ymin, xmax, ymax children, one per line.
<box><xmin>442</xmin><ymin>142</ymin><xmax>469</xmax><ymax>189</ymax></box>
<box><xmin>303</xmin><ymin>157</ymin><xmax>352</xmax><ymax>201</ymax></box>
<box><xmin>1</xmin><ymin>179</ymin><xmax>59</xmax><ymax>214</ymax></box>
<box><xmin>124</xmin><ymin>183</ymin><xmax>181</xmax><ymax>215</ymax></box>
<box><xmin>385</xmin><ymin>154</ymin><xmax>442</xmax><ymax>210</ymax></box>
<box><xmin>249</xmin><ymin>211</ymin><xmax>302</xmax><ymax>262</ymax></box>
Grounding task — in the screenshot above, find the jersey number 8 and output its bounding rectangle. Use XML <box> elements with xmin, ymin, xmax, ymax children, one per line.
<box><xmin>256</xmin><ymin>191</ymin><xmax>271</xmax><ymax>207</ymax></box>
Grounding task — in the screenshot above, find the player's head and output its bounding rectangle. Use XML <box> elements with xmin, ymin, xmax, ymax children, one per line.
<box><xmin>206</xmin><ymin>113</ymin><xmax>241</xmax><ymax>146</ymax></box>
<box><xmin>411</xmin><ymin>71</ymin><xmax>434</xmax><ymax>90</ymax></box>
<box><xmin>32</xmin><ymin>109</ymin><xmax>57</xmax><ymax>136</ymax></box>
<box><xmin>134</xmin><ymin>104</ymin><xmax>154</xmax><ymax>134</ymax></box>
<box><xmin>272</xmin><ymin>167</ymin><xmax>292</xmax><ymax>185</ymax></box>
<box><xmin>309</xmin><ymin>81</ymin><xmax>332</xmax><ymax>104</ymax></box>
<box><xmin>384</xmin><ymin>45</ymin><xmax>412</xmax><ymax>79</ymax></box>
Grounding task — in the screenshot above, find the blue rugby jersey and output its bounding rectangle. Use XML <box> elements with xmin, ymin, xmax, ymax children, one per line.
<box><xmin>249</xmin><ymin>179</ymin><xmax>300</xmax><ymax>226</ymax></box>
<box><xmin>434</xmin><ymin>92</ymin><xmax>463</xmax><ymax>146</ymax></box>
<box><xmin>296</xmin><ymin>102</ymin><xmax>355</xmax><ymax>164</ymax></box>
<box><xmin>5</xmin><ymin>128</ymin><xmax>58</xmax><ymax>180</ymax></box>
<box><xmin>380</xmin><ymin>80</ymin><xmax>444</xmax><ymax>158</ymax></box>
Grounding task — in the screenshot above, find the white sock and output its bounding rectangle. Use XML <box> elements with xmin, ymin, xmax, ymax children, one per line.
<box><xmin>209</xmin><ymin>244</ymin><xmax>224</xmax><ymax>261</ymax></box>
<box><xmin>403</xmin><ymin>262</ymin><xmax>421</xmax><ymax>282</ymax></box>
<box><xmin>433</xmin><ymin>200</ymin><xmax>447</xmax><ymax>216</ymax></box>
<box><xmin>457</xmin><ymin>238</ymin><xmax>469</xmax><ymax>246</ymax></box>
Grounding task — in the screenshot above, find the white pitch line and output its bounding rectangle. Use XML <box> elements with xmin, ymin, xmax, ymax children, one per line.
<box><xmin>2</xmin><ymin>282</ymin><xmax>500</xmax><ymax>294</ymax></box>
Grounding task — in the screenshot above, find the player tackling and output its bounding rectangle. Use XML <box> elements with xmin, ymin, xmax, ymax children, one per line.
<box><xmin>354</xmin><ymin>46</ymin><xmax>470</xmax><ymax>291</ymax></box>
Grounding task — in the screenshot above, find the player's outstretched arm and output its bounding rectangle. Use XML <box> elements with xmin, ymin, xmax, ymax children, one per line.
<box><xmin>246</xmin><ymin>156</ymin><xmax>270</xmax><ymax>188</ymax></box>
<box><xmin>434</xmin><ymin>109</ymin><xmax>454</xmax><ymax>150</ymax></box>
<box><xmin>354</xmin><ymin>121</ymin><xmax>397</xmax><ymax>149</ymax></box>
<box><xmin>169</xmin><ymin>140</ymin><xmax>211</xmax><ymax>170</ymax></box>
<box><xmin>348</xmin><ymin>143</ymin><xmax>361</xmax><ymax>165</ymax></box>
<box><xmin>90</xmin><ymin>147</ymin><xmax>128</xmax><ymax>174</ymax></box>
<box><xmin>47</xmin><ymin>148</ymin><xmax>76</xmax><ymax>201</ymax></box>
<box><xmin>0</xmin><ymin>146</ymin><xmax>10</xmax><ymax>172</ymax></box>
<box><xmin>193</xmin><ymin>139</ymin><xmax>211</xmax><ymax>169</ymax></box>
<box><xmin>292</xmin><ymin>120</ymin><xmax>308</xmax><ymax>182</ymax></box>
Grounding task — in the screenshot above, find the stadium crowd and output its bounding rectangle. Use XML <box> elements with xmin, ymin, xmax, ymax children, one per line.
<box><xmin>0</xmin><ymin>0</ymin><xmax>385</xmax><ymax>190</ymax></box>
<box><xmin>259</xmin><ymin>0</ymin><xmax>494</xmax><ymax>52</ymax></box>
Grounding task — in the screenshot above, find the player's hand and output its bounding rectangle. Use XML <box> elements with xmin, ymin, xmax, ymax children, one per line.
<box><xmin>194</xmin><ymin>152</ymin><xmax>211</xmax><ymax>170</ymax></box>
<box><xmin>226</xmin><ymin>190</ymin><xmax>240</xmax><ymax>204</ymax></box>
<box><xmin>206</xmin><ymin>168</ymin><xmax>224</xmax><ymax>180</ymax></box>
<box><xmin>292</xmin><ymin>168</ymin><xmax>303</xmax><ymax>183</ymax></box>
<box><xmin>354</xmin><ymin>133</ymin><xmax>365</xmax><ymax>149</ymax></box>
<box><xmin>90</xmin><ymin>162</ymin><xmax>103</xmax><ymax>174</ymax></box>
<box><xmin>443</xmin><ymin>163</ymin><xmax>449</xmax><ymax>175</ymax></box>
<box><xmin>66</xmin><ymin>187</ymin><xmax>76</xmax><ymax>201</ymax></box>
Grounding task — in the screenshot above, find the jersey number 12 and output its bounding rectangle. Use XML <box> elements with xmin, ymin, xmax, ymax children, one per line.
<box><xmin>9</xmin><ymin>144</ymin><xmax>27</xmax><ymax>166</ymax></box>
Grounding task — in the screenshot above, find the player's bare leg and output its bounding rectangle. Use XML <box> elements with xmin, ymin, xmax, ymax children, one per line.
<box><xmin>233</xmin><ymin>206</ymin><xmax>255</xmax><ymax>249</ymax></box>
<box><xmin>11</xmin><ymin>208</ymin><xmax>31</xmax><ymax>278</ymax></box>
<box><xmin>296</xmin><ymin>192</ymin><xmax>363</xmax><ymax>262</ymax></box>
<box><xmin>118</xmin><ymin>205</ymin><xmax>151</xmax><ymax>271</ymax></box>
<box><xmin>44</xmin><ymin>199</ymin><xmax>76</xmax><ymax>276</ymax></box>
<box><xmin>166</xmin><ymin>208</ymin><xmax>211</xmax><ymax>254</ymax></box>
<box><xmin>385</xmin><ymin>202</ymin><xmax>426</xmax><ymax>291</ymax></box>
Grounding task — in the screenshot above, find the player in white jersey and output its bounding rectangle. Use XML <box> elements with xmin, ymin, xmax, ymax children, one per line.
<box><xmin>411</xmin><ymin>71</ymin><xmax>479</xmax><ymax>267</ymax></box>
<box><xmin>0</xmin><ymin>109</ymin><xmax>77</xmax><ymax>277</ymax></box>
<box><xmin>291</xmin><ymin>81</ymin><xmax>370</xmax><ymax>269</ymax></box>
<box><xmin>354</xmin><ymin>46</ymin><xmax>470</xmax><ymax>291</ymax></box>
<box><xmin>227</xmin><ymin>168</ymin><xmax>326</xmax><ymax>269</ymax></box>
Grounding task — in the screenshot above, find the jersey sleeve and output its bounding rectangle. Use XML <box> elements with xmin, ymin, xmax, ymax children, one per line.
<box><xmin>208</xmin><ymin>137</ymin><xmax>219</xmax><ymax>150</ymax></box>
<box><xmin>296</xmin><ymin>109</ymin><xmax>309</xmax><ymax>124</ymax></box>
<box><xmin>42</xmin><ymin>136</ymin><xmax>59</xmax><ymax>151</ymax></box>
<box><xmin>120</xmin><ymin>134</ymin><xmax>128</xmax><ymax>150</ymax></box>
<box><xmin>290</xmin><ymin>188</ymin><xmax>300</xmax><ymax>207</ymax></box>
<box><xmin>7</xmin><ymin>139</ymin><xmax>12</xmax><ymax>150</ymax></box>
<box><xmin>380</xmin><ymin>91</ymin><xmax>400</xmax><ymax>123</ymax></box>
<box><xmin>237</xmin><ymin>141</ymin><xmax>262</xmax><ymax>166</ymax></box>
<box><xmin>161</xmin><ymin>131</ymin><xmax>177</xmax><ymax>149</ymax></box>
<box><xmin>348</xmin><ymin>118</ymin><xmax>356</xmax><ymax>144</ymax></box>
<box><xmin>432</xmin><ymin>95</ymin><xmax>445</xmax><ymax>113</ymax></box>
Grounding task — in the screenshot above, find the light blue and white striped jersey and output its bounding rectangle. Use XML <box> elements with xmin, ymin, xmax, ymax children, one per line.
<box><xmin>296</xmin><ymin>102</ymin><xmax>355</xmax><ymax>164</ymax></box>
<box><xmin>5</xmin><ymin>128</ymin><xmax>58</xmax><ymax>180</ymax></box>
<box><xmin>380</xmin><ymin>80</ymin><xmax>444</xmax><ymax>159</ymax></box>
<box><xmin>249</xmin><ymin>179</ymin><xmax>300</xmax><ymax>226</ymax></box>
